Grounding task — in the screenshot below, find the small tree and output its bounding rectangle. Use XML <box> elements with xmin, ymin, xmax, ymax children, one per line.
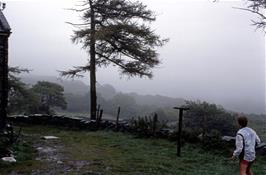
<box><xmin>8</xmin><ymin>67</ymin><xmax>40</xmax><ymax>114</ymax></box>
<box><xmin>31</xmin><ymin>81</ymin><xmax>67</xmax><ymax>114</ymax></box>
<box><xmin>61</xmin><ymin>0</ymin><xmax>168</xmax><ymax>119</ymax></box>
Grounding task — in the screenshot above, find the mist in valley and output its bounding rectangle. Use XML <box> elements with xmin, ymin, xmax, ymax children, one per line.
<box><xmin>5</xmin><ymin>0</ymin><xmax>266</xmax><ymax>114</ymax></box>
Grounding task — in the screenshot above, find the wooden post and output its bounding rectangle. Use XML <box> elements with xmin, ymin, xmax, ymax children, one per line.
<box><xmin>173</xmin><ymin>107</ymin><xmax>189</xmax><ymax>157</ymax></box>
<box><xmin>116</xmin><ymin>106</ymin><xmax>121</xmax><ymax>131</ymax></box>
<box><xmin>96</xmin><ymin>109</ymin><xmax>103</xmax><ymax>129</ymax></box>
<box><xmin>96</xmin><ymin>104</ymin><xmax>101</xmax><ymax>119</ymax></box>
<box><xmin>152</xmin><ymin>113</ymin><xmax>158</xmax><ymax>136</ymax></box>
<box><xmin>98</xmin><ymin>109</ymin><xmax>103</xmax><ymax>126</ymax></box>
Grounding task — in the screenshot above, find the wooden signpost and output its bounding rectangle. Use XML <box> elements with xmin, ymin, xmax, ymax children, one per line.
<box><xmin>173</xmin><ymin>107</ymin><xmax>189</xmax><ymax>157</ymax></box>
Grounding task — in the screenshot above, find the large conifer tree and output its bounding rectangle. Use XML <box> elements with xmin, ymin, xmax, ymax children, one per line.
<box><xmin>61</xmin><ymin>0</ymin><xmax>167</xmax><ymax>120</ymax></box>
<box><xmin>232</xmin><ymin>0</ymin><xmax>266</xmax><ymax>29</ymax></box>
<box><xmin>247</xmin><ymin>0</ymin><xmax>266</xmax><ymax>29</ymax></box>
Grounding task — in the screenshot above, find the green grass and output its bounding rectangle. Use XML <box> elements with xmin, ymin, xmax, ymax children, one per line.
<box><xmin>1</xmin><ymin>124</ymin><xmax>266</xmax><ymax>175</ymax></box>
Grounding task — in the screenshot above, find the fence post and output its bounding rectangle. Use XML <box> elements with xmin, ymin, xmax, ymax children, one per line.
<box><xmin>152</xmin><ymin>113</ymin><xmax>158</xmax><ymax>136</ymax></box>
<box><xmin>173</xmin><ymin>107</ymin><xmax>189</xmax><ymax>157</ymax></box>
<box><xmin>96</xmin><ymin>105</ymin><xmax>101</xmax><ymax>119</ymax></box>
<box><xmin>116</xmin><ymin>106</ymin><xmax>121</xmax><ymax>131</ymax></box>
<box><xmin>96</xmin><ymin>109</ymin><xmax>103</xmax><ymax>129</ymax></box>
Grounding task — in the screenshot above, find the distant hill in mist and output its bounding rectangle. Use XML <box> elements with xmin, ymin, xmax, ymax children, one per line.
<box><xmin>21</xmin><ymin>75</ymin><xmax>185</xmax><ymax>109</ymax></box>
<box><xmin>128</xmin><ymin>93</ymin><xmax>185</xmax><ymax>108</ymax></box>
<box><xmin>20</xmin><ymin>75</ymin><xmax>265</xmax><ymax>114</ymax></box>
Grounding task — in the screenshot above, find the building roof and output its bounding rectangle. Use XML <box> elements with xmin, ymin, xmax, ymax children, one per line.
<box><xmin>0</xmin><ymin>10</ymin><xmax>10</xmax><ymax>33</ymax></box>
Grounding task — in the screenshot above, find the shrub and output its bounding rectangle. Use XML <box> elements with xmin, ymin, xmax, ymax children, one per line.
<box><xmin>200</xmin><ymin>129</ymin><xmax>232</xmax><ymax>154</ymax></box>
<box><xmin>129</xmin><ymin>114</ymin><xmax>168</xmax><ymax>137</ymax></box>
<box><xmin>0</xmin><ymin>124</ymin><xmax>21</xmax><ymax>157</ymax></box>
<box><xmin>183</xmin><ymin>100</ymin><xmax>237</xmax><ymax>136</ymax></box>
<box><xmin>182</xmin><ymin>128</ymin><xmax>201</xmax><ymax>143</ymax></box>
<box><xmin>0</xmin><ymin>134</ymin><xmax>11</xmax><ymax>157</ymax></box>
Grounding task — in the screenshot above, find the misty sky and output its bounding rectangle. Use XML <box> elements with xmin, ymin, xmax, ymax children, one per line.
<box><xmin>4</xmin><ymin>0</ymin><xmax>266</xmax><ymax>114</ymax></box>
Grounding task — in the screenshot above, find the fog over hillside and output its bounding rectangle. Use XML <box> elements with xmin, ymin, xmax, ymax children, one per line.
<box><xmin>21</xmin><ymin>75</ymin><xmax>263</xmax><ymax>114</ymax></box>
<box><xmin>5</xmin><ymin>1</ymin><xmax>265</xmax><ymax>114</ymax></box>
<box><xmin>21</xmin><ymin>75</ymin><xmax>185</xmax><ymax>109</ymax></box>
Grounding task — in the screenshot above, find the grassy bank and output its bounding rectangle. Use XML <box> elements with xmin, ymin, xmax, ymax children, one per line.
<box><xmin>1</xmin><ymin>124</ymin><xmax>266</xmax><ymax>175</ymax></box>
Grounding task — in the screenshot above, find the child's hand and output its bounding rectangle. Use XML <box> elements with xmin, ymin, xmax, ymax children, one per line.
<box><xmin>230</xmin><ymin>155</ymin><xmax>236</xmax><ymax>160</ymax></box>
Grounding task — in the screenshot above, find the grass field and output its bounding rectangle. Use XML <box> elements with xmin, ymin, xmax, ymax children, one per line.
<box><xmin>1</xmin><ymin>124</ymin><xmax>266</xmax><ymax>175</ymax></box>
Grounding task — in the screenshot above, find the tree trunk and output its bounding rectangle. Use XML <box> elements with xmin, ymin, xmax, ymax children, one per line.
<box><xmin>89</xmin><ymin>0</ymin><xmax>97</xmax><ymax>120</ymax></box>
<box><xmin>0</xmin><ymin>35</ymin><xmax>9</xmax><ymax>131</ymax></box>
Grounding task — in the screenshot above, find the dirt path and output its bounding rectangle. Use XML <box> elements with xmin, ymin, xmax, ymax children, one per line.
<box><xmin>32</xmin><ymin>138</ymin><xmax>93</xmax><ymax>175</ymax></box>
<box><xmin>7</xmin><ymin>132</ymin><xmax>98</xmax><ymax>175</ymax></box>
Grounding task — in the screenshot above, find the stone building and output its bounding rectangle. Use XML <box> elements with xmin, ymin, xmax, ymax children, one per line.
<box><xmin>0</xmin><ymin>6</ymin><xmax>11</xmax><ymax>130</ymax></box>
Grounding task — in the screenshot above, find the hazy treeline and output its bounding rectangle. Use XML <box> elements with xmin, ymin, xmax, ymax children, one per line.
<box><xmin>20</xmin><ymin>76</ymin><xmax>266</xmax><ymax>121</ymax></box>
<box><xmin>8</xmin><ymin>75</ymin><xmax>265</xmax><ymax>138</ymax></box>
<box><xmin>66</xmin><ymin>85</ymin><xmax>185</xmax><ymax>121</ymax></box>
<box><xmin>20</xmin><ymin>75</ymin><xmax>185</xmax><ymax>120</ymax></box>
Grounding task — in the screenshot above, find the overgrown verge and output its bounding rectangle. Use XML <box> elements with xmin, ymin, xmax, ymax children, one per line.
<box><xmin>1</xmin><ymin>124</ymin><xmax>265</xmax><ymax>175</ymax></box>
<box><xmin>0</xmin><ymin>124</ymin><xmax>20</xmax><ymax>157</ymax></box>
<box><xmin>0</xmin><ymin>137</ymin><xmax>37</xmax><ymax>174</ymax></box>
<box><xmin>8</xmin><ymin>112</ymin><xmax>236</xmax><ymax>154</ymax></box>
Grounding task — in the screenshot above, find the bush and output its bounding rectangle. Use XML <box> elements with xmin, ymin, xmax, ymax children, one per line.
<box><xmin>0</xmin><ymin>135</ymin><xmax>11</xmax><ymax>157</ymax></box>
<box><xmin>0</xmin><ymin>125</ymin><xmax>17</xmax><ymax>157</ymax></box>
<box><xmin>0</xmin><ymin>124</ymin><xmax>23</xmax><ymax>158</ymax></box>
<box><xmin>200</xmin><ymin>129</ymin><xmax>232</xmax><ymax>155</ymax></box>
<box><xmin>167</xmin><ymin>128</ymin><xmax>200</xmax><ymax>145</ymax></box>
<box><xmin>182</xmin><ymin>128</ymin><xmax>201</xmax><ymax>143</ymax></box>
<box><xmin>183</xmin><ymin>100</ymin><xmax>237</xmax><ymax>136</ymax></box>
<box><xmin>129</xmin><ymin>114</ymin><xmax>168</xmax><ymax>137</ymax></box>
<box><xmin>13</xmin><ymin>141</ymin><xmax>35</xmax><ymax>161</ymax></box>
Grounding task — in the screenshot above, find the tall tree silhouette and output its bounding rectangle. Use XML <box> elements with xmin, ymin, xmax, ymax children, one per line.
<box><xmin>247</xmin><ymin>0</ymin><xmax>266</xmax><ymax>29</ymax></box>
<box><xmin>232</xmin><ymin>0</ymin><xmax>266</xmax><ymax>30</ymax></box>
<box><xmin>61</xmin><ymin>0</ymin><xmax>167</xmax><ymax>120</ymax></box>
